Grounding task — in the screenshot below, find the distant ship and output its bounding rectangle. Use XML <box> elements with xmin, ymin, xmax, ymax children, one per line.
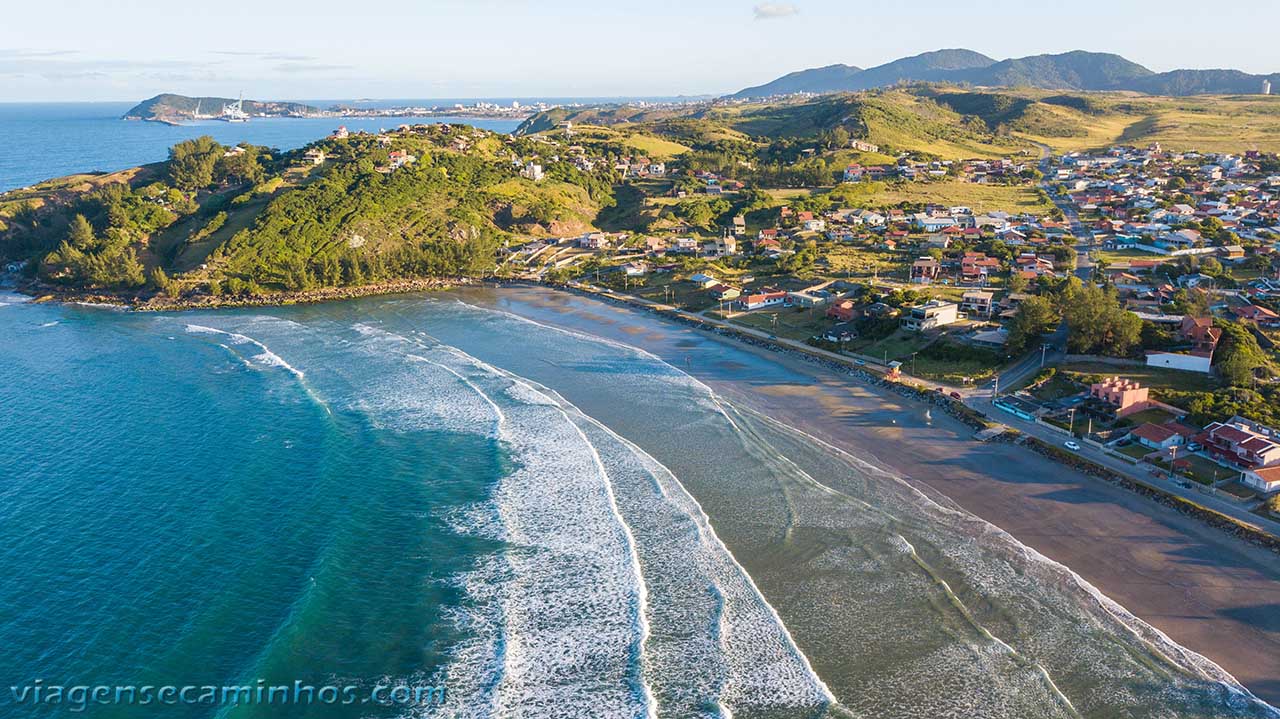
<box><xmin>219</xmin><ymin>94</ymin><xmax>250</xmax><ymax>123</ymax></box>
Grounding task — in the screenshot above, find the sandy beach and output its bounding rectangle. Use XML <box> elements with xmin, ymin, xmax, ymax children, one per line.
<box><xmin>472</xmin><ymin>284</ymin><xmax>1280</xmax><ymax>709</ymax></box>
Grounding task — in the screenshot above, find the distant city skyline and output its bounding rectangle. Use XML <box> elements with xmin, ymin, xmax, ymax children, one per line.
<box><xmin>3</xmin><ymin>0</ymin><xmax>1279</xmax><ymax>102</ymax></box>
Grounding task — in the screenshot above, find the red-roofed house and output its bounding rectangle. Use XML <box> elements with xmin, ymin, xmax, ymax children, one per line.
<box><xmin>1179</xmin><ymin>317</ymin><xmax>1222</xmax><ymax>356</ymax></box>
<box><xmin>738</xmin><ymin>289</ymin><xmax>789</xmax><ymax>311</ymax></box>
<box><xmin>1131</xmin><ymin>423</ymin><xmax>1183</xmax><ymax>450</ymax></box>
<box><xmin>1196</xmin><ymin>422</ymin><xmax>1280</xmax><ymax>469</ymax></box>
<box><xmin>826</xmin><ymin>299</ymin><xmax>858</xmax><ymax>322</ymax></box>
<box><xmin>1232</xmin><ymin>304</ymin><xmax>1280</xmax><ymax>327</ymax></box>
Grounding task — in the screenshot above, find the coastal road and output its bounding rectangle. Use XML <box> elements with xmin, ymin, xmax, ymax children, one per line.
<box><xmin>968</xmin><ymin>392</ymin><xmax>1280</xmax><ymax>536</ymax></box>
<box><xmin>601</xmin><ymin>279</ymin><xmax>1280</xmax><ymax>535</ymax></box>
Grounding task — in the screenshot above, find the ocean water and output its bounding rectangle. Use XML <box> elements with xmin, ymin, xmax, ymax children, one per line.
<box><xmin>0</xmin><ymin>102</ymin><xmax>523</xmax><ymax>193</ymax></box>
<box><xmin>1</xmin><ymin>286</ymin><xmax>1278</xmax><ymax>718</ymax></box>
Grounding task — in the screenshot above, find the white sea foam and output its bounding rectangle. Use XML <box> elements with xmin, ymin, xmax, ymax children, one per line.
<box><xmin>348</xmin><ymin>322</ymin><xmax>833</xmax><ymax>716</ymax></box>
<box><xmin>184</xmin><ymin>324</ymin><xmax>306</xmax><ymax>381</ymax></box>
<box><xmin>425</xmin><ymin>341</ymin><xmax>833</xmax><ymax>716</ymax></box>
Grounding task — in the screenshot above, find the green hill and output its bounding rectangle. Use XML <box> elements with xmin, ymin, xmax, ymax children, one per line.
<box><xmin>522</xmin><ymin>90</ymin><xmax>1038</xmax><ymax>159</ymax></box>
<box><xmin>123</xmin><ymin>94</ymin><xmax>322</xmax><ymax>121</ymax></box>
<box><xmin>1</xmin><ymin>124</ymin><xmax>616</xmax><ymax>298</ymax></box>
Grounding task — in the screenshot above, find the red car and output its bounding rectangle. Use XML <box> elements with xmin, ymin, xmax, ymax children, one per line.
<box><xmin>950</xmin><ymin>392</ymin><xmax>962</xmax><ymax>400</ymax></box>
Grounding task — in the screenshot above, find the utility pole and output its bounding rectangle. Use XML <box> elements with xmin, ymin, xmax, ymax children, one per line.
<box><xmin>1068</xmin><ymin>407</ymin><xmax>1076</xmax><ymax>437</ymax></box>
<box><xmin>911</xmin><ymin>351</ymin><xmax>918</xmax><ymax>376</ymax></box>
<box><xmin>1041</xmin><ymin>343</ymin><xmax>1049</xmax><ymax>368</ymax></box>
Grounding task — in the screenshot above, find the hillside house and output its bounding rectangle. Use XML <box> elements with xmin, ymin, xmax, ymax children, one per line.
<box><xmin>960</xmin><ymin>290</ymin><xmax>994</xmax><ymax>318</ymax></box>
<box><xmin>910</xmin><ymin>257</ymin><xmax>941</xmax><ymax>285</ymax></box>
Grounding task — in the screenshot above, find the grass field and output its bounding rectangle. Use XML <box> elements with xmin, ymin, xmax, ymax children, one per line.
<box><xmin>1017</xmin><ymin>94</ymin><xmax>1280</xmax><ymax>154</ymax></box>
<box><xmin>764</xmin><ymin>179</ymin><xmax>1052</xmax><ymax>215</ymax></box>
<box><xmin>861</xmin><ymin>180</ymin><xmax>1054</xmax><ymax>214</ymax></box>
<box><xmin>622</xmin><ymin>134</ymin><xmax>690</xmax><ymax>159</ymax></box>
<box><xmin>1061</xmin><ymin>362</ymin><xmax>1222</xmax><ymax>393</ymax></box>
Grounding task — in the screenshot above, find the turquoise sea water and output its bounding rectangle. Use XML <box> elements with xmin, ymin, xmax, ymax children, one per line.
<box><xmin>1</xmin><ymin>287</ymin><xmax>1278</xmax><ymax>718</ymax></box>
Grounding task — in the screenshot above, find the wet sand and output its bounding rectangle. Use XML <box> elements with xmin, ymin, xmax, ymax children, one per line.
<box><xmin>478</xmin><ymin>285</ymin><xmax>1280</xmax><ymax>707</ymax></box>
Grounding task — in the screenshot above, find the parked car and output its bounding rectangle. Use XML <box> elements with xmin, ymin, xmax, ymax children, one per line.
<box><xmin>950</xmin><ymin>392</ymin><xmax>962</xmax><ymax>400</ymax></box>
<box><xmin>1064</xmin><ymin>441</ymin><xmax>1081</xmax><ymax>451</ymax></box>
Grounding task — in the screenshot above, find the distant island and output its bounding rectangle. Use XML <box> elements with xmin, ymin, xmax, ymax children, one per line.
<box><xmin>122</xmin><ymin>93</ymin><xmax>545</xmax><ymax>125</ymax></box>
<box><xmin>731</xmin><ymin>49</ymin><xmax>1280</xmax><ymax>99</ymax></box>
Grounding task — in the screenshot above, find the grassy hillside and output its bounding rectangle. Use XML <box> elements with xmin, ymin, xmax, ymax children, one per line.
<box><xmin>0</xmin><ymin>125</ymin><xmax>617</xmax><ymax>298</ymax></box>
<box><xmin>916</xmin><ymin>87</ymin><xmax>1280</xmax><ymax>153</ymax></box>
<box><xmin>522</xmin><ymin>91</ymin><xmax>1040</xmax><ymax>160</ymax></box>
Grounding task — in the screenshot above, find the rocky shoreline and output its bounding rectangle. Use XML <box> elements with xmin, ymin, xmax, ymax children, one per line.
<box><xmin>16</xmin><ymin>277</ymin><xmax>474</xmax><ymax>312</ymax></box>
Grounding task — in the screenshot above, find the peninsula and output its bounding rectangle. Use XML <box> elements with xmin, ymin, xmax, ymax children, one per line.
<box><xmin>122</xmin><ymin>93</ymin><xmax>551</xmax><ymax>125</ymax></box>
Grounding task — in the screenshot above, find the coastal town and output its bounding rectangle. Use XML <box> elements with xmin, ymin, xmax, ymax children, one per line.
<box><xmin>494</xmin><ymin>128</ymin><xmax>1280</xmax><ymax>523</ymax></box>
<box><xmin>10</xmin><ymin>5</ymin><xmax>1280</xmax><ymax>713</ymax></box>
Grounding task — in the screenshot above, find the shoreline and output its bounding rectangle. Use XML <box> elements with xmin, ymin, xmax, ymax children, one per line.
<box><xmin>14</xmin><ymin>276</ymin><xmax>474</xmax><ymax>312</ymax></box>
<box><xmin>469</xmin><ymin>284</ymin><xmax>1280</xmax><ymax>709</ymax></box>
<box><xmin>21</xmin><ymin>274</ymin><xmax>1279</xmax><ymax>547</ymax></box>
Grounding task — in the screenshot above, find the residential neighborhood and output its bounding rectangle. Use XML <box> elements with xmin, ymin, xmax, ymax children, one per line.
<box><xmin>492</xmin><ymin>133</ymin><xmax>1280</xmax><ymax>518</ymax></box>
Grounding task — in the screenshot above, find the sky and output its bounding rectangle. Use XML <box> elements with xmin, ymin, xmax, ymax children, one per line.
<box><xmin>3</xmin><ymin>0</ymin><xmax>1279</xmax><ymax>102</ymax></box>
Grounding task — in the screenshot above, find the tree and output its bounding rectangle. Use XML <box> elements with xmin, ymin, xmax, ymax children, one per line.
<box><xmin>1005</xmin><ymin>296</ymin><xmax>1058</xmax><ymax>354</ymax></box>
<box><xmin>67</xmin><ymin>213</ymin><xmax>96</xmax><ymax>250</ymax></box>
<box><xmin>1006</xmin><ymin>272</ymin><xmax>1029</xmax><ymax>294</ymax></box>
<box><xmin>168</xmin><ymin>136</ymin><xmax>223</xmax><ymax>191</ymax></box>
<box><xmin>149</xmin><ymin>267</ymin><xmax>172</xmax><ymax>294</ymax></box>
<box><xmin>1060</xmin><ymin>279</ymin><xmax>1142</xmax><ymax>357</ymax></box>
<box><xmin>1214</xmin><ymin>321</ymin><xmax>1271</xmax><ymax>386</ymax></box>
<box><xmin>214</xmin><ymin>146</ymin><xmax>264</xmax><ymax>186</ymax></box>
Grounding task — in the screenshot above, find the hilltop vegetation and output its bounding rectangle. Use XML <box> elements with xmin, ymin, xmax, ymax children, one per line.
<box><xmin>0</xmin><ymin>124</ymin><xmax>618</xmax><ymax>298</ymax></box>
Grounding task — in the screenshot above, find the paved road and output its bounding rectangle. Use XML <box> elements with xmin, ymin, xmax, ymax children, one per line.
<box><xmin>1034</xmin><ymin>141</ymin><xmax>1096</xmax><ymax>282</ymax></box>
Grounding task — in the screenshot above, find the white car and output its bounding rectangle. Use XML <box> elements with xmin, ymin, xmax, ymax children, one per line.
<box><xmin>1064</xmin><ymin>441</ymin><xmax>1081</xmax><ymax>451</ymax></box>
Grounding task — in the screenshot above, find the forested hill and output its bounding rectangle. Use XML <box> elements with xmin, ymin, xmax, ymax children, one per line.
<box><xmin>0</xmin><ymin>123</ymin><xmax>616</xmax><ymax>301</ymax></box>
<box><xmin>123</xmin><ymin>94</ymin><xmax>322</xmax><ymax>121</ymax></box>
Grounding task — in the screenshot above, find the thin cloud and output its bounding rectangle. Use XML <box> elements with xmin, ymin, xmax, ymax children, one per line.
<box><xmin>273</xmin><ymin>62</ymin><xmax>355</xmax><ymax>75</ymax></box>
<box><xmin>211</xmin><ymin>51</ymin><xmax>318</xmax><ymax>62</ymax></box>
<box><xmin>753</xmin><ymin>2</ymin><xmax>799</xmax><ymax>20</ymax></box>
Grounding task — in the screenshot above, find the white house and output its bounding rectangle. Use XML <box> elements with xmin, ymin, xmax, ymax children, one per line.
<box><xmin>1242</xmin><ymin>465</ymin><xmax>1280</xmax><ymax>494</ymax></box>
<box><xmin>1146</xmin><ymin>351</ymin><xmax>1213</xmax><ymax>374</ymax></box>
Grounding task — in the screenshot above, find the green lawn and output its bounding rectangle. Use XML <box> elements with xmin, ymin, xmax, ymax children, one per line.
<box><xmin>1152</xmin><ymin>454</ymin><xmax>1232</xmax><ymax>485</ymax></box>
<box><xmin>1117</xmin><ymin>443</ymin><xmax>1154</xmax><ymax>460</ymax></box>
<box><xmin>728</xmin><ymin>306</ymin><xmax>830</xmax><ymax>342</ymax></box>
<box><xmin>1118</xmin><ymin>408</ymin><xmax>1178</xmax><ymax>427</ymax></box>
<box><xmin>622</xmin><ymin>134</ymin><xmax>691</xmax><ymax>159</ymax></box>
<box><xmin>851</xmin><ymin>329</ymin><xmax>933</xmax><ymax>365</ymax></box>
<box><xmin>1029</xmin><ymin>374</ymin><xmax>1085</xmax><ymax>402</ymax></box>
